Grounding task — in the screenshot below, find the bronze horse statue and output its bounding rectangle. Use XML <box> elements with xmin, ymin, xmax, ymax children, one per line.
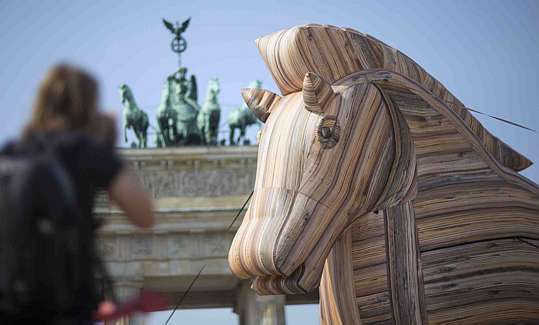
<box><xmin>227</xmin><ymin>80</ymin><xmax>262</xmax><ymax>145</ymax></box>
<box><xmin>120</xmin><ymin>84</ymin><xmax>149</xmax><ymax>148</ymax></box>
<box><xmin>198</xmin><ymin>78</ymin><xmax>221</xmax><ymax>145</ymax></box>
<box><xmin>156</xmin><ymin>76</ymin><xmax>179</xmax><ymax>146</ymax></box>
<box><xmin>228</xmin><ymin>25</ymin><xmax>539</xmax><ymax>324</ymax></box>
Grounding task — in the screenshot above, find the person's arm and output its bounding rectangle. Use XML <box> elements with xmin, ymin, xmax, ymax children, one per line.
<box><xmin>108</xmin><ymin>166</ymin><xmax>155</xmax><ymax>228</ymax></box>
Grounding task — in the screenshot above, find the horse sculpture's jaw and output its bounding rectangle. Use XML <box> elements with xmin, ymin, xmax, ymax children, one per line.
<box><xmin>228</xmin><ymin>92</ymin><xmax>334</xmax><ymax>295</ymax></box>
<box><xmin>229</xmin><ymin>187</ymin><xmax>342</xmax><ymax>294</ymax></box>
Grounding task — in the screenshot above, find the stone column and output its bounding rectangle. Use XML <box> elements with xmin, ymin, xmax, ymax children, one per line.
<box><xmin>105</xmin><ymin>280</ymin><xmax>145</xmax><ymax>325</ymax></box>
<box><xmin>234</xmin><ymin>281</ymin><xmax>286</xmax><ymax>325</ymax></box>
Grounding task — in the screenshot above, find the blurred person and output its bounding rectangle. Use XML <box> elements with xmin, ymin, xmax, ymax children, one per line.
<box><xmin>0</xmin><ymin>63</ymin><xmax>155</xmax><ymax>324</ymax></box>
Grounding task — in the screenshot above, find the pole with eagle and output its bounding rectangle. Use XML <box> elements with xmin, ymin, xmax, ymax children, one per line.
<box><xmin>163</xmin><ymin>17</ymin><xmax>191</xmax><ymax>69</ymax></box>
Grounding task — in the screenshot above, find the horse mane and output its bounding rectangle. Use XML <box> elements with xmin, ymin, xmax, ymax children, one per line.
<box><xmin>255</xmin><ymin>24</ymin><xmax>531</xmax><ymax>172</ymax></box>
<box><xmin>121</xmin><ymin>85</ymin><xmax>139</xmax><ymax>108</ymax></box>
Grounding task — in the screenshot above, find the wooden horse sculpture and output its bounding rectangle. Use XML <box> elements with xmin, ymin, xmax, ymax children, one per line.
<box><xmin>228</xmin><ymin>24</ymin><xmax>539</xmax><ymax>324</ymax></box>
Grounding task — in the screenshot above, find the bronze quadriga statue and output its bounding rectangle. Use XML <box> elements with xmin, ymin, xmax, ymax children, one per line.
<box><xmin>228</xmin><ymin>24</ymin><xmax>539</xmax><ymax>324</ymax></box>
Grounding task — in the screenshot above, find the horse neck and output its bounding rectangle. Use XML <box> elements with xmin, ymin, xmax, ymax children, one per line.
<box><xmin>205</xmin><ymin>92</ymin><xmax>218</xmax><ymax>105</ymax></box>
<box><xmin>125</xmin><ymin>96</ymin><xmax>139</xmax><ymax>112</ymax></box>
<box><xmin>320</xmin><ymin>223</ymin><xmax>361</xmax><ymax>324</ymax></box>
<box><xmin>320</xmin><ymin>160</ymin><xmax>402</xmax><ymax>321</ymax></box>
<box><xmin>321</xmin><ymin>199</ymin><xmax>426</xmax><ymax>324</ymax></box>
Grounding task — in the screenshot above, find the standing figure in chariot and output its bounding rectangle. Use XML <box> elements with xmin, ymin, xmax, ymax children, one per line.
<box><xmin>173</xmin><ymin>67</ymin><xmax>201</xmax><ymax>145</ymax></box>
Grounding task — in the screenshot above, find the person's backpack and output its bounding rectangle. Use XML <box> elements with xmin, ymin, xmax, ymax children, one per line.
<box><xmin>0</xmin><ymin>136</ymin><xmax>112</xmax><ymax>317</ymax></box>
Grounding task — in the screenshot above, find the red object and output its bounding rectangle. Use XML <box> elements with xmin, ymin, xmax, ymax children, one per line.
<box><xmin>94</xmin><ymin>290</ymin><xmax>170</xmax><ymax>321</ymax></box>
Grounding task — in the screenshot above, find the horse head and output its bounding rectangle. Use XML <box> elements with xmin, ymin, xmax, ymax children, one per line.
<box><xmin>228</xmin><ymin>25</ymin><xmax>417</xmax><ymax>295</ymax></box>
<box><xmin>205</xmin><ymin>78</ymin><xmax>220</xmax><ymax>105</ymax></box>
<box><xmin>119</xmin><ymin>84</ymin><xmax>137</xmax><ymax>111</ymax></box>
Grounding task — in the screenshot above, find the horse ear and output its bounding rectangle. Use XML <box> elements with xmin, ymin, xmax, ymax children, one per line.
<box><xmin>241</xmin><ymin>88</ymin><xmax>282</xmax><ymax>123</ymax></box>
<box><xmin>303</xmin><ymin>72</ymin><xmax>338</xmax><ymax>114</ymax></box>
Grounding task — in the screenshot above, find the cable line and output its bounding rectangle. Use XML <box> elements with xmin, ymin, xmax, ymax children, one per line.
<box><xmin>164</xmin><ymin>191</ymin><xmax>254</xmax><ymax>325</ymax></box>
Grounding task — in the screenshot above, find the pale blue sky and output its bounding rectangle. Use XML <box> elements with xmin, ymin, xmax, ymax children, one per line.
<box><xmin>1</xmin><ymin>1</ymin><xmax>538</xmax><ymax>181</ymax></box>
<box><xmin>1</xmin><ymin>1</ymin><xmax>538</xmax><ymax>324</ymax></box>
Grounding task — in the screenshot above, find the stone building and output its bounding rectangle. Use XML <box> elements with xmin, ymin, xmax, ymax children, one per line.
<box><xmin>96</xmin><ymin>146</ymin><xmax>317</xmax><ymax>324</ymax></box>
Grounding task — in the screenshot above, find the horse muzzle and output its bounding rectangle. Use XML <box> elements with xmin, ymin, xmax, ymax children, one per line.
<box><xmin>228</xmin><ymin>187</ymin><xmax>330</xmax><ymax>294</ymax></box>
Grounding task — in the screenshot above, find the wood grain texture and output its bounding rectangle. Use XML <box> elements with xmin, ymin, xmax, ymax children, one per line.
<box><xmin>303</xmin><ymin>72</ymin><xmax>336</xmax><ymax>114</ymax></box>
<box><xmin>384</xmin><ymin>201</ymin><xmax>427</xmax><ymax>324</ymax></box>
<box><xmin>240</xmin><ymin>88</ymin><xmax>282</xmax><ymax>122</ymax></box>
<box><xmin>320</xmin><ymin>229</ymin><xmax>362</xmax><ymax>325</ymax></box>
<box><xmin>334</xmin><ymin>70</ymin><xmax>538</xmax><ymax>195</ymax></box>
<box><xmin>255</xmin><ymin>24</ymin><xmax>531</xmax><ymax>172</ymax></box>
<box><xmin>351</xmin><ymin>212</ymin><xmax>393</xmax><ymax>324</ymax></box>
<box><xmin>228</xmin><ymin>24</ymin><xmax>539</xmax><ymax>325</ymax></box>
